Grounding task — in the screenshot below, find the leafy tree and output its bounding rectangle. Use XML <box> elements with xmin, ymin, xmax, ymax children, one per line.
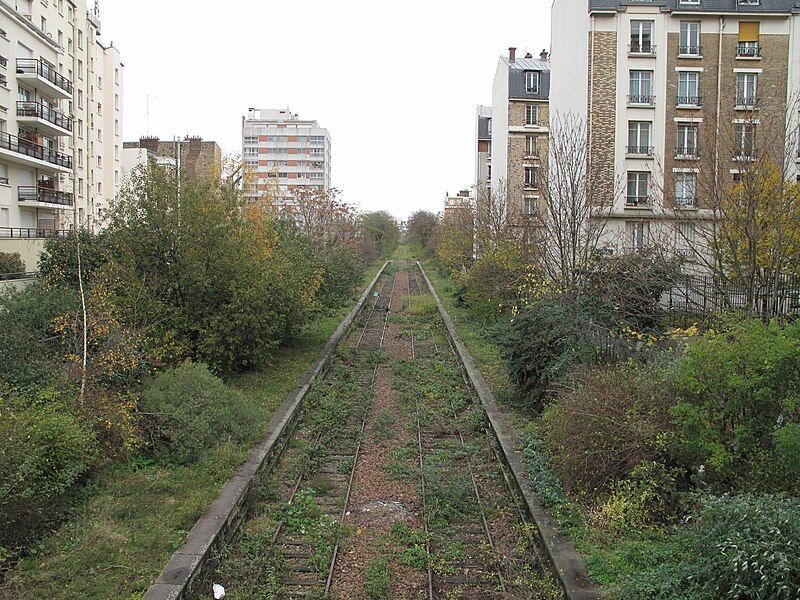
<box><xmin>360</xmin><ymin>211</ymin><xmax>400</xmax><ymax>259</ymax></box>
<box><xmin>0</xmin><ymin>252</ymin><xmax>25</xmax><ymax>277</ymax></box>
<box><xmin>407</xmin><ymin>210</ymin><xmax>439</xmax><ymax>253</ymax></box>
<box><xmin>434</xmin><ymin>206</ymin><xmax>473</xmax><ymax>275</ymax></box>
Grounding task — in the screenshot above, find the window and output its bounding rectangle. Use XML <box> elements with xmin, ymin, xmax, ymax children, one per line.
<box><xmin>244</xmin><ymin>136</ymin><xmax>258</xmax><ymax>145</ymax></box>
<box><xmin>524</xmin><ymin>166</ymin><xmax>538</xmax><ymax>188</ymax></box>
<box><xmin>676</xmin><ymin>123</ymin><xmax>698</xmax><ymax>157</ymax></box>
<box><xmin>627</xmin><ymin>121</ymin><xmax>652</xmax><ymax>155</ymax></box>
<box><xmin>244</xmin><ymin>147</ymin><xmax>258</xmax><ymax>157</ymax></box>
<box><xmin>630</xmin><ymin>20</ymin><xmax>654</xmax><ymax>53</ymax></box>
<box><xmin>525</xmin><ymin>104</ymin><xmax>538</xmax><ymax>125</ymax></box>
<box><xmin>0</xmin><ymin>163</ymin><xmax>8</xmax><ymax>185</ymax></box>
<box><xmin>525</xmin><ymin>135</ymin><xmax>538</xmax><ymax>157</ymax></box>
<box><xmin>78</xmin><ymin>118</ymin><xmax>83</xmax><ymax>138</ymax></box>
<box><xmin>114</xmin><ymin>68</ymin><xmax>119</xmax><ymax>84</ymax></box>
<box><xmin>79</xmin><ymin>207</ymin><xmax>85</xmax><ymax>224</ymax></box>
<box><xmin>97</xmin><ymin>102</ymin><xmax>102</xmax><ymax>115</ymax></box>
<box><xmin>114</xmin><ymin>145</ymin><xmax>119</xmax><ymax>160</ymax></box>
<box><xmin>78</xmin><ymin>148</ymin><xmax>84</xmax><ymax>166</ymax></box>
<box><xmin>524</xmin><ymin>196</ymin><xmax>538</xmax><ymax>216</ymax></box>
<box><xmin>0</xmin><ymin>207</ymin><xmax>8</xmax><ymax>228</ymax></box>
<box><xmin>77</xmin><ymin>30</ymin><xmax>83</xmax><ymax>49</ymax></box>
<box><xmin>525</xmin><ymin>71</ymin><xmax>540</xmax><ymax>94</ymax></box>
<box><xmin>679</xmin><ymin>21</ymin><xmax>701</xmax><ymax>55</ymax></box>
<box><xmin>57</xmin><ymin>30</ymin><xmax>63</xmax><ymax>46</ymax></box>
<box><xmin>115</xmin><ymin>94</ymin><xmax>120</xmax><ymax>110</ymax></box>
<box><xmin>629</xmin><ymin>70</ymin><xmax>654</xmax><ymax>104</ymax></box>
<box><xmin>78</xmin><ymin>60</ymin><xmax>83</xmax><ymax>79</ymax></box>
<box><xmin>40</xmin><ymin>17</ymin><xmax>46</xmax><ymax>34</ymax></box>
<box><xmin>97</xmin><ymin>76</ymin><xmax>102</xmax><ymax>88</ymax></box>
<box><xmin>97</xmin><ymin>155</ymin><xmax>102</xmax><ymax>167</ymax></box>
<box><xmin>736</xmin><ymin>73</ymin><xmax>758</xmax><ymax>106</ymax></box>
<box><xmin>675</xmin><ymin>172</ymin><xmax>697</xmax><ymax>207</ymax></box>
<box><xmin>676</xmin><ymin>222</ymin><xmax>696</xmax><ymax>256</ymax></box>
<box><xmin>677</xmin><ymin>71</ymin><xmax>700</xmax><ymax>105</ymax></box>
<box><xmin>735</xmin><ymin>123</ymin><xmax>756</xmax><ymax>158</ymax></box>
<box><xmin>626</xmin><ymin>172</ymin><xmax>649</xmax><ymax>206</ymax></box>
<box><xmin>97</xmin><ymin>181</ymin><xmax>102</xmax><ymax>194</ymax></box>
<box><xmin>627</xmin><ymin>221</ymin><xmax>649</xmax><ymax>251</ymax></box>
<box><xmin>114</xmin><ymin>119</ymin><xmax>119</xmax><ymax>135</ymax></box>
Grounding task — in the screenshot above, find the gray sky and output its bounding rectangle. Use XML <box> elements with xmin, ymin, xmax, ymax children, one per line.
<box><xmin>102</xmin><ymin>0</ymin><xmax>552</xmax><ymax>219</ymax></box>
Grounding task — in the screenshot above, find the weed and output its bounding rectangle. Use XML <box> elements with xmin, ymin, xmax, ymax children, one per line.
<box><xmin>372</xmin><ymin>409</ymin><xmax>396</xmax><ymax>443</ymax></box>
<box><xmin>365</xmin><ymin>556</ymin><xmax>392</xmax><ymax>599</ymax></box>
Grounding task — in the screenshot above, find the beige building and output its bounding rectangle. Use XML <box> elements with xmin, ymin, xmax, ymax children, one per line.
<box><xmin>551</xmin><ymin>0</ymin><xmax>800</xmax><ymax>259</ymax></box>
<box><xmin>0</xmin><ymin>0</ymin><xmax>123</xmax><ymax>269</ymax></box>
<box><xmin>488</xmin><ymin>48</ymin><xmax>551</xmax><ymax>226</ymax></box>
<box><xmin>242</xmin><ymin>107</ymin><xmax>331</xmax><ymax>207</ymax></box>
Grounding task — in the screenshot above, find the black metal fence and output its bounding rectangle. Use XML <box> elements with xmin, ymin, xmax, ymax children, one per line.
<box><xmin>662</xmin><ymin>273</ymin><xmax>800</xmax><ymax>318</ymax></box>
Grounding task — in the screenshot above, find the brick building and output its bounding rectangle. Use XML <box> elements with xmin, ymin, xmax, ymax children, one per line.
<box><xmin>551</xmin><ymin>0</ymin><xmax>800</xmax><ymax>260</ymax></box>
<box><xmin>122</xmin><ymin>136</ymin><xmax>222</xmax><ymax>184</ymax></box>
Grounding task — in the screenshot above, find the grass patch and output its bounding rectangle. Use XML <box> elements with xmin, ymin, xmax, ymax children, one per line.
<box><xmin>372</xmin><ymin>409</ymin><xmax>396</xmax><ymax>444</ymax></box>
<box><xmin>1</xmin><ymin>263</ymin><xmax>384</xmax><ymax>600</ymax></box>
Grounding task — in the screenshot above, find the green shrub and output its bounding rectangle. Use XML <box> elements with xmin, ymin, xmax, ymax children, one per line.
<box><xmin>0</xmin><ymin>283</ymin><xmax>76</xmax><ymax>389</ymax></box>
<box><xmin>669</xmin><ymin>319</ymin><xmax>800</xmax><ymax>492</ymax></box>
<box><xmin>543</xmin><ymin>363</ymin><xmax>676</xmax><ymax>495</ymax></box>
<box><xmin>626</xmin><ymin>494</ymin><xmax>800</xmax><ymax>599</ymax></box>
<box><xmin>502</xmin><ymin>299</ymin><xmax>596</xmax><ymax>409</ymax></box>
<box><xmin>0</xmin><ymin>251</ymin><xmax>25</xmax><ymax>277</ymax></box>
<box><xmin>0</xmin><ymin>400</ymin><xmax>98</xmax><ymax>549</ymax></box>
<box><xmin>138</xmin><ymin>362</ymin><xmax>262</xmax><ymax>464</ymax></box>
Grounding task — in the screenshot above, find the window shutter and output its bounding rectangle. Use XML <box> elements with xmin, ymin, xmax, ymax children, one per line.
<box><xmin>738</xmin><ymin>22</ymin><xmax>760</xmax><ymax>42</ymax></box>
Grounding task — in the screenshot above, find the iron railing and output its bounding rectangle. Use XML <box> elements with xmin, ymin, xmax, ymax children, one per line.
<box><xmin>628</xmin><ymin>94</ymin><xmax>655</xmax><ymax>105</ymax></box>
<box><xmin>15</xmin><ymin>58</ymin><xmax>72</xmax><ymax>95</ymax></box>
<box><xmin>736</xmin><ymin>45</ymin><xmax>761</xmax><ymax>58</ymax></box>
<box><xmin>626</xmin><ymin>145</ymin><xmax>654</xmax><ymax>156</ymax></box>
<box><xmin>626</xmin><ymin>196</ymin><xmax>650</xmax><ymax>207</ymax></box>
<box><xmin>678</xmin><ymin>45</ymin><xmax>702</xmax><ymax>56</ymax></box>
<box><xmin>0</xmin><ymin>132</ymin><xmax>72</xmax><ymax>169</ymax></box>
<box><xmin>0</xmin><ymin>227</ymin><xmax>70</xmax><ymax>239</ymax></box>
<box><xmin>677</xmin><ymin>95</ymin><xmax>701</xmax><ymax>106</ymax></box>
<box><xmin>18</xmin><ymin>186</ymin><xmax>73</xmax><ymax>207</ymax></box>
<box><xmin>735</xmin><ymin>95</ymin><xmax>758</xmax><ymax>108</ymax></box>
<box><xmin>16</xmin><ymin>101</ymin><xmax>73</xmax><ymax>131</ymax></box>
<box><xmin>675</xmin><ymin>145</ymin><xmax>700</xmax><ymax>158</ymax></box>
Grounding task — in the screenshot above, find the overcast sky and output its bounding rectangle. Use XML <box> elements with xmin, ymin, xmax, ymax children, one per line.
<box><xmin>102</xmin><ymin>1</ymin><xmax>552</xmax><ymax>219</ymax></box>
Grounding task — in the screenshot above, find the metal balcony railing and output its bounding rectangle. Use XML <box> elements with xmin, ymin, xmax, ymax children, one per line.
<box><xmin>626</xmin><ymin>145</ymin><xmax>654</xmax><ymax>156</ymax></box>
<box><xmin>0</xmin><ymin>226</ymin><xmax>70</xmax><ymax>239</ymax></box>
<box><xmin>0</xmin><ymin>132</ymin><xmax>73</xmax><ymax>169</ymax></box>
<box><xmin>677</xmin><ymin>95</ymin><xmax>701</xmax><ymax>106</ymax></box>
<box><xmin>734</xmin><ymin>148</ymin><xmax>758</xmax><ymax>160</ymax></box>
<box><xmin>675</xmin><ymin>145</ymin><xmax>700</xmax><ymax>158</ymax></box>
<box><xmin>735</xmin><ymin>95</ymin><xmax>758</xmax><ymax>108</ymax></box>
<box><xmin>678</xmin><ymin>45</ymin><xmax>702</xmax><ymax>56</ymax></box>
<box><xmin>736</xmin><ymin>45</ymin><xmax>761</xmax><ymax>58</ymax></box>
<box><xmin>628</xmin><ymin>43</ymin><xmax>656</xmax><ymax>55</ymax></box>
<box><xmin>15</xmin><ymin>58</ymin><xmax>72</xmax><ymax>95</ymax></box>
<box><xmin>626</xmin><ymin>196</ymin><xmax>650</xmax><ymax>207</ymax></box>
<box><xmin>18</xmin><ymin>186</ymin><xmax>73</xmax><ymax>207</ymax></box>
<box><xmin>628</xmin><ymin>94</ymin><xmax>655</xmax><ymax>105</ymax></box>
<box><xmin>675</xmin><ymin>197</ymin><xmax>696</xmax><ymax>208</ymax></box>
<box><xmin>17</xmin><ymin>101</ymin><xmax>73</xmax><ymax>131</ymax></box>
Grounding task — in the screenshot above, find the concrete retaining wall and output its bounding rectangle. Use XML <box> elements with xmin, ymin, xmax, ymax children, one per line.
<box><xmin>417</xmin><ymin>261</ymin><xmax>600</xmax><ymax>600</ymax></box>
<box><xmin>142</xmin><ymin>262</ymin><xmax>389</xmax><ymax>600</ymax></box>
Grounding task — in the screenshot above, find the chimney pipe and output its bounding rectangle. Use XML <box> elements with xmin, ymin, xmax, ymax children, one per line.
<box><xmin>524</xmin><ymin>52</ymin><xmax>533</xmax><ymax>59</ymax></box>
<box><xmin>508</xmin><ymin>47</ymin><xmax>516</xmax><ymax>62</ymax></box>
<box><xmin>540</xmin><ymin>49</ymin><xmax>549</xmax><ymax>60</ymax></box>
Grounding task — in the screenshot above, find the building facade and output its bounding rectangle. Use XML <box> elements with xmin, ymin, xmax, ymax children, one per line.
<box><xmin>488</xmin><ymin>48</ymin><xmax>551</xmax><ymax>224</ymax></box>
<box><xmin>551</xmin><ymin>0</ymin><xmax>800</xmax><ymax>259</ymax></box>
<box><xmin>474</xmin><ymin>105</ymin><xmax>492</xmax><ymax>195</ymax></box>
<box><xmin>122</xmin><ymin>136</ymin><xmax>222</xmax><ymax>184</ymax></box>
<box><xmin>0</xmin><ymin>0</ymin><xmax>122</xmax><ymax>269</ymax></box>
<box><xmin>241</xmin><ymin>107</ymin><xmax>331</xmax><ymax>206</ymax></box>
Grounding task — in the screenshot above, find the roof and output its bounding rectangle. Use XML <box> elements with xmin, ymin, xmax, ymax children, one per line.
<box><xmin>588</xmin><ymin>0</ymin><xmax>800</xmax><ymax>13</ymax></box>
<box><xmin>500</xmin><ymin>56</ymin><xmax>551</xmax><ymax>72</ymax></box>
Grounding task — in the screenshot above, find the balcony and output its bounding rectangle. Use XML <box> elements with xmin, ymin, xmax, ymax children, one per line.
<box><xmin>18</xmin><ymin>186</ymin><xmax>74</xmax><ymax>208</ymax></box>
<box><xmin>628</xmin><ymin>43</ymin><xmax>656</xmax><ymax>57</ymax></box>
<box><xmin>734</xmin><ymin>148</ymin><xmax>757</xmax><ymax>161</ymax></box>
<box><xmin>16</xmin><ymin>102</ymin><xmax>73</xmax><ymax>137</ymax></box>
<box><xmin>626</xmin><ymin>196</ymin><xmax>651</xmax><ymax>208</ymax></box>
<box><xmin>735</xmin><ymin>95</ymin><xmax>758</xmax><ymax>109</ymax></box>
<box><xmin>0</xmin><ymin>132</ymin><xmax>72</xmax><ymax>172</ymax></box>
<box><xmin>678</xmin><ymin>45</ymin><xmax>703</xmax><ymax>57</ymax></box>
<box><xmin>675</xmin><ymin>145</ymin><xmax>700</xmax><ymax>159</ymax></box>
<box><xmin>675</xmin><ymin>197</ymin><xmax>696</xmax><ymax>209</ymax></box>
<box><xmin>676</xmin><ymin>95</ymin><xmax>702</xmax><ymax>108</ymax></box>
<box><xmin>736</xmin><ymin>44</ymin><xmax>761</xmax><ymax>59</ymax></box>
<box><xmin>524</xmin><ymin>150</ymin><xmax>541</xmax><ymax>159</ymax></box>
<box><xmin>15</xmin><ymin>59</ymin><xmax>72</xmax><ymax>99</ymax></box>
<box><xmin>0</xmin><ymin>227</ymin><xmax>70</xmax><ymax>239</ymax></box>
<box><xmin>626</xmin><ymin>145</ymin><xmax>654</xmax><ymax>157</ymax></box>
<box><xmin>628</xmin><ymin>94</ymin><xmax>655</xmax><ymax>106</ymax></box>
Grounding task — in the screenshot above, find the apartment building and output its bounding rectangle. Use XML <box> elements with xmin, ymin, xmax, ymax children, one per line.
<box><xmin>474</xmin><ymin>105</ymin><xmax>492</xmax><ymax>194</ymax></box>
<box><xmin>444</xmin><ymin>189</ymin><xmax>474</xmax><ymax>218</ymax></box>
<box><xmin>0</xmin><ymin>0</ymin><xmax>123</xmax><ymax>269</ymax></box>
<box><xmin>488</xmin><ymin>48</ymin><xmax>551</xmax><ymax>224</ymax></box>
<box><xmin>551</xmin><ymin>0</ymin><xmax>800</xmax><ymax>258</ymax></box>
<box><xmin>241</xmin><ymin>107</ymin><xmax>331</xmax><ymax>206</ymax></box>
<box><xmin>122</xmin><ymin>136</ymin><xmax>222</xmax><ymax>184</ymax></box>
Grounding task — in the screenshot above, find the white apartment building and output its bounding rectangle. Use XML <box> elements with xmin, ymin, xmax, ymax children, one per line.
<box><xmin>0</xmin><ymin>0</ymin><xmax>122</xmax><ymax>269</ymax></box>
<box><xmin>551</xmin><ymin>0</ymin><xmax>800</xmax><ymax>260</ymax></box>
<box><xmin>241</xmin><ymin>107</ymin><xmax>331</xmax><ymax>206</ymax></box>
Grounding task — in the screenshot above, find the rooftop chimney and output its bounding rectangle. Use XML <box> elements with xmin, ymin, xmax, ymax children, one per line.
<box><xmin>508</xmin><ymin>47</ymin><xmax>516</xmax><ymax>62</ymax></box>
<box><xmin>524</xmin><ymin>52</ymin><xmax>533</xmax><ymax>59</ymax></box>
<box><xmin>540</xmin><ymin>49</ymin><xmax>549</xmax><ymax>60</ymax></box>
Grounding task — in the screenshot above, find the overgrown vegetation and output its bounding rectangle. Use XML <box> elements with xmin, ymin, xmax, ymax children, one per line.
<box><xmin>0</xmin><ymin>164</ymin><xmax>396</xmax><ymax>594</ymax></box>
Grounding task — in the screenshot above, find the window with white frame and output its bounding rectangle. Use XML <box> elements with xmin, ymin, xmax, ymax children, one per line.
<box><xmin>676</xmin><ymin>221</ymin><xmax>696</xmax><ymax>256</ymax></box>
<box><xmin>0</xmin><ymin>163</ymin><xmax>8</xmax><ymax>184</ymax></box>
<box><xmin>524</xmin><ymin>196</ymin><xmax>538</xmax><ymax>216</ymax></box>
<box><xmin>677</xmin><ymin>71</ymin><xmax>700</xmax><ymax>105</ymax></box>
<box><xmin>735</xmin><ymin>123</ymin><xmax>756</xmax><ymax>157</ymax></box>
<box><xmin>626</xmin><ymin>171</ymin><xmax>649</xmax><ymax>205</ymax></box>
<box><xmin>525</xmin><ymin>135</ymin><xmax>538</xmax><ymax>157</ymax></box>
<box><xmin>630</xmin><ymin>20</ymin><xmax>654</xmax><ymax>53</ymax></box>
<box><xmin>677</xmin><ymin>123</ymin><xmax>698</xmax><ymax>157</ymax></box>
<box><xmin>675</xmin><ymin>172</ymin><xmax>697</xmax><ymax>207</ymax></box>
<box><xmin>629</xmin><ymin>70</ymin><xmax>654</xmax><ymax>104</ymax></box>
<box><xmin>526</xmin><ymin>104</ymin><xmax>538</xmax><ymax>126</ymax></box>
<box><xmin>679</xmin><ymin>21</ymin><xmax>701</xmax><ymax>55</ymax></box>
<box><xmin>627</xmin><ymin>220</ymin><xmax>649</xmax><ymax>251</ymax></box>
<box><xmin>0</xmin><ymin>207</ymin><xmax>8</xmax><ymax>228</ymax></box>
<box><xmin>736</xmin><ymin>73</ymin><xmax>757</xmax><ymax>105</ymax></box>
<box><xmin>525</xmin><ymin>71</ymin><xmax>540</xmax><ymax>94</ymax></box>
<box><xmin>524</xmin><ymin>165</ymin><xmax>538</xmax><ymax>187</ymax></box>
<box><xmin>627</xmin><ymin>121</ymin><xmax>652</xmax><ymax>155</ymax></box>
